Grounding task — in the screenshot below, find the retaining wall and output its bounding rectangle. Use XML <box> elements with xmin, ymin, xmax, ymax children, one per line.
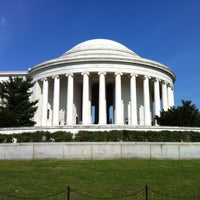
<box><xmin>0</xmin><ymin>142</ymin><xmax>200</xmax><ymax>160</ymax></box>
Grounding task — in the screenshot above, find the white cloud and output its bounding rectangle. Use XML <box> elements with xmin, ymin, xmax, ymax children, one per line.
<box><xmin>0</xmin><ymin>16</ymin><xmax>7</xmax><ymax>28</ymax></box>
<box><xmin>0</xmin><ymin>16</ymin><xmax>10</xmax><ymax>55</ymax></box>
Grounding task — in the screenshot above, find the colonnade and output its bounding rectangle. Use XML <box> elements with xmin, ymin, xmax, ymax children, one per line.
<box><xmin>39</xmin><ymin>72</ymin><xmax>174</xmax><ymax>127</ymax></box>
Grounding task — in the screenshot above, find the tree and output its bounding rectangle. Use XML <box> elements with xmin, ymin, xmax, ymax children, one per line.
<box><xmin>155</xmin><ymin>100</ymin><xmax>200</xmax><ymax>127</ymax></box>
<box><xmin>0</xmin><ymin>76</ymin><xmax>38</xmax><ymax>127</ymax></box>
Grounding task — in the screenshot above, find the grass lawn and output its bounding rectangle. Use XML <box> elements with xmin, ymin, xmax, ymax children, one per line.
<box><xmin>0</xmin><ymin>159</ymin><xmax>200</xmax><ymax>199</ymax></box>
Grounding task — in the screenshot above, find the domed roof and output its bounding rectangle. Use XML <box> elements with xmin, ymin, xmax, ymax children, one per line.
<box><xmin>30</xmin><ymin>38</ymin><xmax>176</xmax><ymax>83</ymax></box>
<box><xmin>61</xmin><ymin>39</ymin><xmax>140</xmax><ymax>60</ymax></box>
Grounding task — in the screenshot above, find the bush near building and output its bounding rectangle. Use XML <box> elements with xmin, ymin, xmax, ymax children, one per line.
<box><xmin>75</xmin><ymin>130</ymin><xmax>198</xmax><ymax>142</ymax></box>
<box><xmin>1</xmin><ymin>130</ymin><xmax>200</xmax><ymax>143</ymax></box>
<box><xmin>0</xmin><ymin>131</ymin><xmax>72</xmax><ymax>143</ymax></box>
<box><xmin>155</xmin><ymin>100</ymin><xmax>200</xmax><ymax>127</ymax></box>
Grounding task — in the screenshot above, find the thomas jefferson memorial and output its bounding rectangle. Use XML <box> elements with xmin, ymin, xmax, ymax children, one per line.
<box><xmin>0</xmin><ymin>39</ymin><xmax>176</xmax><ymax>127</ymax></box>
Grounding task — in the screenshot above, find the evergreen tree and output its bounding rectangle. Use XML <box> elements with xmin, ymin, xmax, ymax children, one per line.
<box><xmin>155</xmin><ymin>100</ymin><xmax>200</xmax><ymax>127</ymax></box>
<box><xmin>0</xmin><ymin>76</ymin><xmax>38</xmax><ymax>127</ymax></box>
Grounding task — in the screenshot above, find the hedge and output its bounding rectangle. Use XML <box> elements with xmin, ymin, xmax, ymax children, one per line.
<box><xmin>75</xmin><ymin>130</ymin><xmax>183</xmax><ymax>142</ymax></box>
<box><xmin>1</xmin><ymin>130</ymin><xmax>200</xmax><ymax>143</ymax></box>
<box><xmin>0</xmin><ymin>131</ymin><xmax>72</xmax><ymax>143</ymax></box>
<box><xmin>75</xmin><ymin>130</ymin><xmax>124</xmax><ymax>142</ymax></box>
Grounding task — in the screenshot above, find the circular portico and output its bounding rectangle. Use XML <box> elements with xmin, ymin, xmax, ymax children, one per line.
<box><xmin>29</xmin><ymin>39</ymin><xmax>176</xmax><ymax>127</ymax></box>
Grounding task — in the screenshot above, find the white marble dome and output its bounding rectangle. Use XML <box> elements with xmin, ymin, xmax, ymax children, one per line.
<box><xmin>28</xmin><ymin>38</ymin><xmax>176</xmax><ymax>127</ymax></box>
<box><xmin>30</xmin><ymin>39</ymin><xmax>175</xmax><ymax>81</ymax></box>
<box><xmin>61</xmin><ymin>39</ymin><xmax>140</xmax><ymax>60</ymax></box>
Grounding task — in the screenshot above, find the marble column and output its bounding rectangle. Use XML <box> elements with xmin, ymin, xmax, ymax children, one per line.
<box><xmin>115</xmin><ymin>72</ymin><xmax>123</xmax><ymax>124</ymax></box>
<box><xmin>167</xmin><ymin>84</ymin><xmax>172</xmax><ymax>108</ymax></box>
<box><xmin>162</xmin><ymin>81</ymin><xmax>168</xmax><ymax>111</ymax></box>
<box><xmin>52</xmin><ymin>75</ymin><xmax>60</xmax><ymax>126</ymax></box>
<box><xmin>82</xmin><ymin>72</ymin><xmax>90</xmax><ymax>125</ymax></box>
<box><xmin>98</xmin><ymin>72</ymin><xmax>107</xmax><ymax>125</ymax></box>
<box><xmin>66</xmin><ymin>73</ymin><xmax>74</xmax><ymax>125</ymax></box>
<box><xmin>41</xmin><ymin>78</ymin><xmax>48</xmax><ymax>126</ymax></box>
<box><xmin>31</xmin><ymin>81</ymin><xmax>39</xmax><ymax>125</ymax></box>
<box><xmin>154</xmin><ymin>78</ymin><xmax>161</xmax><ymax>117</ymax></box>
<box><xmin>130</xmin><ymin>73</ymin><xmax>137</xmax><ymax>125</ymax></box>
<box><xmin>143</xmin><ymin>76</ymin><xmax>151</xmax><ymax>125</ymax></box>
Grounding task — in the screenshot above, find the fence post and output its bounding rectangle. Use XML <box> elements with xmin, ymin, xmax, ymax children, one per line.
<box><xmin>67</xmin><ymin>186</ymin><xmax>70</xmax><ymax>200</ymax></box>
<box><xmin>145</xmin><ymin>185</ymin><xmax>149</xmax><ymax>200</ymax></box>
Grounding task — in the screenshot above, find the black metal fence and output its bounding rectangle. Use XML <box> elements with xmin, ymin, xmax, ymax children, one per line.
<box><xmin>1</xmin><ymin>185</ymin><xmax>200</xmax><ymax>199</ymax></box>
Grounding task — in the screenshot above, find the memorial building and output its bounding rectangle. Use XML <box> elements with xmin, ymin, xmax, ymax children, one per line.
<box><xmin>0</xmin><ymin>39</ymin><xmax>176</xmax><ymax>127</ymax></box>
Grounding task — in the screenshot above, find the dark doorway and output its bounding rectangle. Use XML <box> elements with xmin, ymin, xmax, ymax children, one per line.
<box><xmin>91</xmin><ymin>83</ymin><xmax>114</xmax><ymax>124</ymax></box>
<box><xmin>106</xmin><ymin>84</ymin><xmax>114</xmax><ymax>124</ymax></box>
<box><xmin>92</xmin><ymin>83</ymin><xmax>99</xmax><ymax>124</ymax></box>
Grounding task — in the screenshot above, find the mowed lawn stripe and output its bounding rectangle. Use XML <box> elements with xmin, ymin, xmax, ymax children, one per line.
<box><xmin>0</xmin><ymin>159</ymin><xmax>200</xmax><ymax>199</ymax></box>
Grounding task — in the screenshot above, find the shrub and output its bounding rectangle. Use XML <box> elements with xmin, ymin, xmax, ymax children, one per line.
<box><xmin>106</xmin><ymin>130</ymin><xmax>123</xmax><ymax>141</ymax></box>
<box><xmin>0</xmin><ymin>134</ymin><xmax>12</xmax><ymax>143</ymax></box>
<box><xmin>1</xmin><ymin>130</ymin><xmax>200</xmax><ymax>143</ymax></box>
<box><xmin>75</xmin><ymin>130</ymin><xmax>123</xmax><ymax>142</ymax></box>
<box><xmin>51</xmin><ymin>131</ymin><xmax>72</xmax><ymax>142</ymax></box>
<box><xmin>188</xmin><ymin>131</ymin><xmax>200</xmax><ymax>142</ymax></box>
<box><xmin>123</xmin><ymin>130</ymin><xmax>147</xmax><ymax>141</ymax></box>
<box><xmin>75</xmin><ymin>131</ymin><xmax>105</xmax><ymax>141</ymax></box>
<box><xmin>15</xmin><ymin>131</ymin><xmax>51</xmax><ymax>142</ymax></box>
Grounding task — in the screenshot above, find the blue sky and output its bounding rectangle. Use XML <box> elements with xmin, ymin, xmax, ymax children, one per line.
<box><xmin>0</xmin><ymin>0</ymin><xmax>200</xmax><ymax>108</ymax></box>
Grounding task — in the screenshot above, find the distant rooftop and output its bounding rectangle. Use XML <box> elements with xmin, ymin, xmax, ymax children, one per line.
<box><xmin>0</xmin><ymin>71</ymin><xmax>28</xmax><ymax>76</ymax></box>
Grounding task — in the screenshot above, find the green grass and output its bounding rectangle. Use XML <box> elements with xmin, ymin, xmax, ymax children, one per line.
<box><xmin>0</xmin><ymin>159</ymin><xmax>200</xmax><ymax>199</ymax></box>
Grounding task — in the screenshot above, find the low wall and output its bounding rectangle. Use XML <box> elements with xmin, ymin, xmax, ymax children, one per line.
<box><xmin>0</xmin><ymin>142</ymin><xmax>200</xmax><ymax>160</ymax></box>
<box><xmin>1</xmin><ymin>125</ymin><xmax>200</xmax><ymax>134</ymax></box>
